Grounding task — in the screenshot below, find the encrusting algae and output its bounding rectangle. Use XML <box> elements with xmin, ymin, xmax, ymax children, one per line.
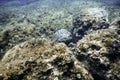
<box><xmin>0</xmin><ymin>39</ymin><xmax>93</xmax><ymax>80</ymax></box>
<box><xmin>76</xmin><ymin>22</ymin><xmax>120</xmax><ymax>80</ymax></box>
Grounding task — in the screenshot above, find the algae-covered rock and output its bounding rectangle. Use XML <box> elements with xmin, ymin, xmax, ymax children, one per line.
<box><xmin>71</xmin><ymin>8</ymin><xmax>109</xmax><ymax>42</ymax></box>
<box><xmin>77</xmin><ymin>28</ymin><xmax>120</xmax><ymax>80</ymax></box>
<box><xmin>0</xmin><ymin>22</ymin><xmax>36</xmax><ymax>60</ymax></box>
<box><xmin>0</xmin><ymin>9</ymin><xmax>73</xmax><ymax>60</ymax></box>
<box><xmin>71</xmin><ymin>16</ymin><xmax>109</xmax><ymax>42</ymax></box>
<box><xmin>0</xmin><ymin>17</ymin><xmax>57</xmax><ymax>60</ymax></box>
<box><xmin>107</xmin><ymin>59</ymin><xmax>120</xmax><ymax>80</ymax></box>
<box><xmin>110</xmin><ymin>18</ymin><xmax>120</xmax><ymax>29</ymax></box>
<box><xmin>0</xmin><ymin>39</ymin><xmax>93</xmax><ymax>80</ymax></box>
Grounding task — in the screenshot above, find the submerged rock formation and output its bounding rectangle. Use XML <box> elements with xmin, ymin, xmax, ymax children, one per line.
<box><xmin>70</xmin><ymin>8</ymin><xmax>109</xmax><ymax>43</ymax></box>
<box><xmin>0</xmin><ymin>39</ymin><xmax>93</xmax><ymax>80</ymax></box>
<box><xmin>76</xmin><ymin>25</ymin><xmax>120</xmax><ymax>79</ymax></box>
<box><xmin>71</xmin><ymin>17</ymin><xmax>109</xmax><ymax>43</ymax></box>
<box><xmin>0</xmin><ymin>18</ymin><xmax>120</xmax><ymax>80</ymax></box>
<box><xmin>0</xmin><ymin>18</ymin><xmax>57</xmax><ymax>60</ymax></box>
<box><xmin>54</xmin><ymin>29</ymin><xmax>72</xmax><ymax>44</ymax></box>
<box><xmin>0</xmin><ymin>4</ymin><xmax>120</xmax><ymax>80</ymax></box>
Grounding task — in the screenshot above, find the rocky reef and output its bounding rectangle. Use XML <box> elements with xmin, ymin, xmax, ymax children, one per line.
<box><xmin>0</xmin><ymin>18</ymin><xmax>120</xmax><ymax>79</ymax></box>
<box><xmin>0</xmin><ymin>18</ymin><xmax>57</xmax><ymax>60</ymax></box>
<box><xmin>0</xmin><ymin>1</ymin><xmax>120</xmax><ymax>80</ymax></box>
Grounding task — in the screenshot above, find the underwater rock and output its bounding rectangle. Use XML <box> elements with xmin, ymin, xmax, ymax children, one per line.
<box><xmin>71</xmin><ymin>17</ymin><xmax>109</xmax><ymax>42</ymax></box>
<box><xmin>71</xmin><ymin>8</ymin><xmax>109</xmax><ymax>42</ymax></box>
<box><xmin>0</xmin><ymin>18</ymin><xmax>57</xmax><ymax>60</ymax></box>
<box><xmin>0</xmin><ymin>1</ymin><xmax>120</xmax><ymax>79</ymax></box>
<box><xmin>76</xmin><ymin>28</ymin><xmax>120</xmax><ymax>80</ymax></box>
<box><xmin>80</xmin><ymin>8</ymin><xmax>109</xmax><ymax>22</ymax></box>
<box><xmin>0</xmin><ymin>30</ymin><xmax>11</xmax><ymax>59</ymax></box>
<box><xmin>0</xmin><ymin>39</ymin><xmax>93</xmax><ymax>80</ymax></box>
<box><xmin>0</xmin><ymin>19</ymin><xmax>36</xmax><ymax>60</ymax></box>
<box><xmin>54</xmin><ymin>29</ymin><xmax>72</xmax><ymax>44</ymax></box>
<box><xmin>110</xmin><ymin>18</ymin><xmax>120</xmax><ymax>29</ymax></box>
<box><xmin>107</xmin><ymin>59</ymin><xmax>120</xmax><ymax>80</ymax></box>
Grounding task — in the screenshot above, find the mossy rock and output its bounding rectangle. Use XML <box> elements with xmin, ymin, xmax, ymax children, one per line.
<box><xmin>77</xmin><ymin>28</ymin><xmax>120</xmax><ymax>80</ymax></box>
<box><xmin>0</xmin><ymin>39</ymin><xmax>93</xmax><ymax>80</ymax></box>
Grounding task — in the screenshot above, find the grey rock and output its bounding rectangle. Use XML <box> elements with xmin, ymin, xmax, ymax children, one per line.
<box><xmin>71</xmin><ymin>16</ymin><xmax>109</xmax><ymax>43</ymax></box>
<box><xmin>54</xmin><ymin>29</ymin><xmax>72</xmax><ymax>43</ymax></box>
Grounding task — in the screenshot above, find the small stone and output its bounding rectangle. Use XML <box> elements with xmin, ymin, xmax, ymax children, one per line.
<box><xmin>54</xmin><ymin>29</ymin><xmax>72</xmax><ymax>43</ymax></box>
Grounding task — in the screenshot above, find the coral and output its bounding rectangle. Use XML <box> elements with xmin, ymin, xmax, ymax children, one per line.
<box><xmin>0</xmin><ymin>39</ymin><xmax>93</xmax><ymax>80</ymax></box>
<box><xmin>77</xmin><ymin>28</ymin><xmax>120</xmax><ymax>80</ymax></box>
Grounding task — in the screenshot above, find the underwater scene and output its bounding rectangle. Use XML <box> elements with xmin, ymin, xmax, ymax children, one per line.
<box><xmin>0</xmin><ymin>0</ymin><xmax>120</xmax><ymax>80</ymax></box>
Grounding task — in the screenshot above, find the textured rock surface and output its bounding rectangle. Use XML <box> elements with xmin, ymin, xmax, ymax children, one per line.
<box><xmin>77</xmin><ymin>28</ymin><xmax>120</xmax><ymax>80</ymax></box>
<box><xmin>71</xmin><ymin>16</ymin><xmax>109</xmax><ymax>42</ymax></box>
<box><xmin>0</xmin><ymin>18</ymin><xmax>57</xmax><ymax>60</ymax></box>
<box><xmin>0</xmin><ymin>39</ymin><xmax>93</xmax><ymax>80</ymax></box>
<box><xmin>110</xmin><ymin>18</ymin><xmax>120</xmax><ymax>29</ymax></box>
<box><xmin>54</xmin><ymin>29</ymin><xmax>72</xmax><ymax>43</ymax></box>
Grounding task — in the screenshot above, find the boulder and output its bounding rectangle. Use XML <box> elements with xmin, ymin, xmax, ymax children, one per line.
<box><xmin>71</xmin><ymin>16</ymin><xmax>109</xmax><ymax>42</ymax></box>
<box><xmin>0</xmin><ymin>39</ymin><xmax>93</xmax><ymax>80</ymax></box>
<box><xmin>54</xmin><ymin>29</ymin><xmax>72</xmax><ymax>44</ymax></box>
<box><xmin>77</xmin><ymin>28</ymin><xmax>120</xmax><ymax>80</ymax></box>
